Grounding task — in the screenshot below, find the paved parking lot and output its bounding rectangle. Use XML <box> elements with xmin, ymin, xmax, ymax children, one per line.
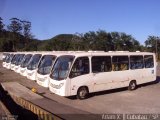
<box><xmin>0</xmin><ymin>61</ymin><xmax>160</xmax><ymax>114</ymax></box>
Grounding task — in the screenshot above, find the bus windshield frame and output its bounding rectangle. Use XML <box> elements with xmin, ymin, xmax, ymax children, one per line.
<box><xmin>11</xmin><ymin>54</ymin><xmax>20</xmax><ymax>64</ymax></box>
<box><xmin>15</xmin><ymin>54</ymin><xmax>25</xmax><ymax>66</ymax></box>
<box><xmin>6</xmin><ymin>54</ymin><xmax>14</xmax><ymax>63</ymax></box>
<box><xmin>37</xmin><ymin>55</ymin><xmax>56</xmax><ymax>75</ymax></box>
<box><xmin>27</xmin><ymin>54</ymin><xmax>42</xmax><ymax>70</ymax></box>
<box><xmin>50</xmin><ymin>55</ymin><xmax>75</xmax><ymax>80</ymax></box>
<box><xmin>21</xmin><ymin>54</ymin><xmax>32</xmax><ymax>68</ymax></box>
<box><xmin>3</xmin><ymin>54</ymin><xmax>9</xmax><ymax>62</ymax></box>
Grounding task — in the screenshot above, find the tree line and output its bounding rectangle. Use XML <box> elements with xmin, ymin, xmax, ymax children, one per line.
<box><xmin>0</xmin><ymin>17</ymin><xmax>33</xmax><ymax>51</ymax></box>
<box><xmin>0</xmin><ymin>17</ymin><xmax>160</xmax><ymax>59</ymax></box>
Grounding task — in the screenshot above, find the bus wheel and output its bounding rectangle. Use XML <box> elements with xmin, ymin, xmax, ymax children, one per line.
<box><xmin>77</xmin><ymin>87</ymin><xmax>89</xmax><ymax>100</ymax></box>
<box><xmin>128</xmin><ymin>80</ymin><xmax>137</xmax><ymax>90</ymax></box>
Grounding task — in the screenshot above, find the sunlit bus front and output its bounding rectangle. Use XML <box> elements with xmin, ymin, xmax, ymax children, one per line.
<box><xmin>14</xmin><ymin>54</ymin><xmax>25</xmax><ymax>73</ymax></box>
<box><xmin>20</xmin><ymin>54</ymin><xmax>33</xmax><ymax>76</ymax></box>
<box><xmin>49</xmin><ymin>55</ymin><xmax>74</xmax><ymax>96</ymax></box>
<box><xmin>36</xmin><ymin>55</ymin><xmax>56</xmax><ymax>87</ymax></box>
<box><xmin>27</xmin><ymin>54</ymin><xmax>42</xmax><ymax>80</ymax></box>
<box><xmin>6</xmin><ymin>54</ymin><xmax>15</xmax><ymax>69</ymax></box>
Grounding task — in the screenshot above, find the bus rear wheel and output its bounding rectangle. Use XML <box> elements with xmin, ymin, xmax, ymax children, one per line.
<box><xmin>77</xmin><ymin>87</ymin><xmax>89</xmax><ymax>100</ymax></box>
<box><xmin>128</xmin><ymin>80</ymin><xmax>137</xmax><ymax>90</ymax></box>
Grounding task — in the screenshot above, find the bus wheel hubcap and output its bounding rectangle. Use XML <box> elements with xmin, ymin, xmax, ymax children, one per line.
<box><xmin>131</xmin><ymin>83</ymin><xmax>135</xmax><ymax>89</ymax></box>
<box><xmin>80</xmin><ymin>89</ymin><xmax>87</xmax><ymax>97</ymax></box>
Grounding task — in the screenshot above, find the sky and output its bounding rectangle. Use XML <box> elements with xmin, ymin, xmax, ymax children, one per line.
<box><xmin>0</xmin><ymin>0</ymin><xmax>160</xmax><ymax>44</ymax></box>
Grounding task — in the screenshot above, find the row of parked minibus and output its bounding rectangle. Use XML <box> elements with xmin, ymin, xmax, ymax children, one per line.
<box><xmin>2</xmin><ymin>51</ymin><xmax>94</xmax><ymax>99</ymax></box>
<box><xmin>2</xmin><ymin>51</ymin><xmax>71</xmax><ymax>86</ymax></box>
<box><xmin>2</xmin><ymin>51</ymin><xmax>156</xmax><ymax>99</ymax></box>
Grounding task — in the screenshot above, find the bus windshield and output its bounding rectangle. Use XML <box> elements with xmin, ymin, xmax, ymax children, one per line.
<box><xmin>21</xmin><ymin>54</ymin><xmax>32</xmax><ymax>68</ymax></box>
<box><xmin>50</xmin><ymin>55</ymin><xmax>74</xmax><ymax>80</ymax></box>
<box><xmin>16</xmin><ymin>54</ymin><xmax>25</xmax><ymax>65</ymax></box>
<box><xmin>3</xmin><ymin>54</ymin><xmax>9</xmax><ymax>62</ymax></box>
<box><xmin>27</xmin><ymin>54</ymin><xmax>42</xmax><ymax>70</ymax></box>
<box><xmin>6</xmin><ymin>54</ymin><xmax>14</xmax><ymax>63</ymax></box>
<box><xmin>38</xmin><ymin>55</ymin><xmax>56</xmax><ymax>75</ymax></box>
<box><xmin>11</xmin><ymin>54</ymin><xmax>20</xmax><ymax>64</ymax></box>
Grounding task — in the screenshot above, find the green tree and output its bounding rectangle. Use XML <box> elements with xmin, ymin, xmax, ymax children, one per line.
<box><xmin>83</xmin><ymin>31</ymin><xmax>97</xmax><ymax>50</ymax></box>
<box><xmin>0</xmin><ymin>17</ymin><xmax>5</xmax><ymax>32</ymax></box>
<box><xmin>0</xmin><ymin>17</ymin><xmax>5</xmax><ymax>39</ymax></box>
<box><xmin>96</xmin><ymin>30</ymin><xmax>112</xmax><ymax>51</ymax></box>
<box><xmin>110</xmin><ymin>32</ymin><xmax>122</xmax><ymax>50</ymax></box>
<box><xmin>145</xmin><ymin>36</ymin><xmax>160</xmax><ymax>59</ymax></box>
<box><xmin>71</xmin><ymin>33</ymin><xmax>83</xmax><ymax>50</ymax></box>
<box><xmin>7</xmin><ymin>18</ymin><xmax>22</xmax><ymax>51</ymax></box>
<box><xmin>21</xmin><ymin>20</ymin><xmax>32</xmax><ymax>47</ymax></box>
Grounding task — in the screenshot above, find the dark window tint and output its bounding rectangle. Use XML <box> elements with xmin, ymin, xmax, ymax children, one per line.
<box><xmin>4</xmin><ymin>54</ymin><xmax>8</xmax><ymax>62</ymax></box>
<box><xmin>21</xmin><ymin>54</ymin><xmax>32</xmax><ymax>68</ymax></box>
<box><xmin>27</xmin><ymin>54</ymin><xmax>42</xmax><ymax>70</ymax></box>
<box><xmin>16</xmin><ymin>54</ymin><xmax>25</xmax><ymax>65</ymax></box>
<box><xmin>69</xmin><ymin>57</ymin><xmax>89</xmax><ymax>78</ymax></box>
<box><xmin>3</xmin><ymin>54</ymin><xmax>9</xmax><ymax>62</ymax></box>
<box><xmin>7</xmin><ymin>54</ymin><xmax>14</xmax><ymax>63</ymax></box>
<box><xmin>92</xmin><ymin>56</ymin><xmax>111</xmax><ymax>73</ymax></box>
<box><xmin>50</xmin><ymin>55</ymin><xmax>74</xmax><ymax>80</ymax></box>
<box><xmin>38</xmin><ymin>55</ymin><xmax>56</xmax><ymax>75</ymax></box>
<box><xmin>144</xmin><ymin>55</ymin><xmax>154</xmax><ymax>68</ymax></box>
<box><xmin>130</xmin><ymin>56</ymin><xmax>144</xmax><ymax>69</ymax></box>
<box><xmin>11</xmin><ymin>54</ymin><xmax>20</xmax><ymax>64</ymax></box>
<box><xmin>112</xmin><ymin>56</ymin><xmax>129</xmax><ymax>71</ymax></box>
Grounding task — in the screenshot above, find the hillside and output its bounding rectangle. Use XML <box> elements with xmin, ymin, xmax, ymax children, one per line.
<box><xmin>0</xmin><ymin>30</ymin><xmax>143</xmax><ymax>52</ymax></box>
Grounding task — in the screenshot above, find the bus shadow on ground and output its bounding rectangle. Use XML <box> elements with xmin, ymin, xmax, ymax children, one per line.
<box><xmin>0</xmin><ymin>84</ymin><xmax>38</xmax><ymax>120</ymax></box>
<box><xmin>69</xmin><ymin>77</ymin><xmax>160</xmax><ymax>100</ymax></box>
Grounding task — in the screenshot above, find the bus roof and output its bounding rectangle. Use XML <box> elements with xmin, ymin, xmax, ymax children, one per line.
<box><xmin>56</xmin><ymin>51</ymin><xmax>155</xmax><ymax>57</ymax></box>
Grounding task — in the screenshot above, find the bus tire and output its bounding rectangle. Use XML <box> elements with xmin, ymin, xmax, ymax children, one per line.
<box><xmin>128</xmin><ymin>80</ymin><xmax>137</xmax><ymax>91</ymax></box>
<box><xmin>77</xmin><ymin>86</ymin><xmax>89</xmax><ymax>100</ymax></box>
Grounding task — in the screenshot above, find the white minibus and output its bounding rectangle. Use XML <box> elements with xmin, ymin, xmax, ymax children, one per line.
<box><xmin>49</xmin><ymin>51</ymin><xmax>156</xmax><ymax>99</ymax></box>
<box><xmin>10</xmin><ymin>53</ymin><xmax>20</xmax><ymax>70</ymax></box>
<box><xmin>14</xmin><ymin>54</ymin><xmax>25</xmax><ymax>73</ymax></box>
<box><xmin>20</xmin><ymin>53</ymin><xmax>33</xmax><ymax>76</ymax></box>
<box><xmin>36</xmin><ymin>52</ymin><xmax>65</xmax><ymax>87</ymax></box>
<box><xmin>2</xmin><ymin>53</ymin><xmax>10</xmax><ymax>68</ymax></box>
<box><xmin>5</xmin><ymin>53</ymin><xmax>15</xmax><ymax>69</ymax></box>
<box><xmin>26</xmin><ymin>53</ymin><xmax>42</xmax><ymax>80</ymax></box>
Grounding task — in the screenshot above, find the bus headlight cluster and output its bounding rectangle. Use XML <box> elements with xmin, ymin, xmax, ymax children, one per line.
<box><xmin>50</xmin><ymin>83</ymin><xmax>64</xmax><ymax>89</ymax></box>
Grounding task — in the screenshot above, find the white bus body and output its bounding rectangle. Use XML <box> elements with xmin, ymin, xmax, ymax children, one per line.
<box><xmin>36</xmin><ymin>52</ymin><xmax>65</xmax><ymax>88</ymax></box>
<box><xmin>20</xmin><ymin>54</ymin><xmax>33</xmax><ymax>76</ymax></box>
<box><xmin>26</xmin><ymin>53</ymin><xmax>42</xmax><ymax>80</ymax></box>
<box><xmin>48</xmin><ymin>51</ymin><xmax>157</xmax><ymax>99</ymax></box>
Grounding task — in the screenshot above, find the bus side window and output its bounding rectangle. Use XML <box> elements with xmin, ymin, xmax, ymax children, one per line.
<box><xmin>130</xmin><ymin>56</ymin><xmax>144</xmax><ymax>69</ymax></box>
<box><xmin>92</xmin><ymin>56</ymin><xmax>112</xmax><ymax>73</ymax></box>
<box><xmin>112</xmin><ymin>56</ymin><xmax>129</xmax><ymax>71</ymax></box>
<box><xmin>144</xmin><ymin>55</ymin><xmax>154</xmax><ymax>68</ymax></box>
<box><xmin>69</xmin><ymin>57</ymin><xmax>89</xmax><ymax>78</ymax></box>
